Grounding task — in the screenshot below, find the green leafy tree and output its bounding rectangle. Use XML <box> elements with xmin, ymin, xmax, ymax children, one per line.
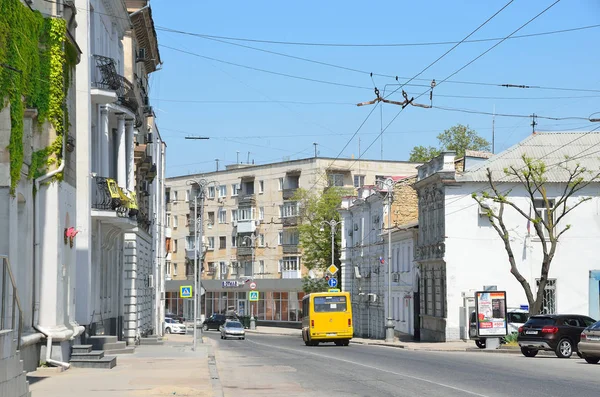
<box><xmin>472</xmin><ymin>155</ymin><xmax>600</xmax><ymax>315</ymax></box>
<box><xmin>409</xmin><ymin>124</ymin><xmax>490</xmax><ymax>162</ymax></box>
<box><xmin>409</xmin><ymin>146</ymin><xmax>441</xmax><ymax>162</ymax></box>
<box><xmin>301</xmin><ymin>276</ymin><xmax>329</xmax><ymax>294</ymax></box>
<box><xmin>294</xmin><ymin>187</ymin><xmax>342</xmax><ymax>273</ymax></box>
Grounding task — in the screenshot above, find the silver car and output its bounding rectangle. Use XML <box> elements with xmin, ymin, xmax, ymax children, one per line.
<box><xmin>578</xmin><ymin>320</ymin><xmax>600</xmax><ymax>364</ymax></box>
<box><xmin>220</xmin><ymin>320</ymin><xmax>246</xmax><ymax>340</ymax></box>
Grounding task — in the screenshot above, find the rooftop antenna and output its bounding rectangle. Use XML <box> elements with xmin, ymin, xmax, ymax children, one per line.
<box><xmin>215</xmin><ymin>159</ymin><xmax>219</xmax><ymax>172</ymax></box>
<box><xmin>236</xmin><ymin>151</ymin><xmax>240</xmax><ymax>164</ymax></box>
<box><xmin>247</xmin><ymin>151</ymin><xmax>251</xmax><ymax>164</ymax></box>
<box><xmin>313</xmin><ymin>142</ymin><xmax>318</xmax><ymax>158</ymax></box>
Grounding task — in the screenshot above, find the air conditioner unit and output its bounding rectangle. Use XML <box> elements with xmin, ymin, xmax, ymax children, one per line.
<box><xmin>392</xmin><ymin>273</ymin><xmax>400</xmax><ymax>283</ymax></box>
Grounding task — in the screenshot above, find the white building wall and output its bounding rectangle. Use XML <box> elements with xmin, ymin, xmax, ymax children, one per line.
<box><xmin>444</xmin><ymin>181</ymin><xmax>600</xmax><ymax>340</ymax></box>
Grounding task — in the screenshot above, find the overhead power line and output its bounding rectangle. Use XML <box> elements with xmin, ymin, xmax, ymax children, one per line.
<box><xmin>155</xmin><ymin>23</ymin><xmax>600</xmax><ymax>48</ymax></box>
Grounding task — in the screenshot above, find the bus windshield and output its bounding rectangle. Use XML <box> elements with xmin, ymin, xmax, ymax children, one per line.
<box><xmin>314</xmin><ymin>296</ymin><xmax>347</xmax><ymax>312</ymax></box>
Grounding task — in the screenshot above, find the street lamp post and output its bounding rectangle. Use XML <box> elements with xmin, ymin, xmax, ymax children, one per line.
<box><xmin>320</xmin><ymin>219</ymin><xmax>342</xmax><ymax>286</ymax></box>
<box><xmin>382</xmin><ymin>178</ymin><xmax>397</xmax><ymax>343</ymax></box>
<box><xmin>187</xmin><ymin>178</ymin><xmax>216</xmax><ymax>351</ymax></box>
<box><xmin>241</xmin><ymin>234</ymin><xmax>257</xmax><ymax>329</ymax></box>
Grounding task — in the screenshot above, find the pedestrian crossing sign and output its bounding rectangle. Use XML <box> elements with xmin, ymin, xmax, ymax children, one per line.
<box><xmin>180</xmin><ymin>286</ymin><xmax>193</xmax><ymax>298</ymax></box>
<box><xmin>249</xmin><ymin>290</ymin><xmax>259</xmax><ymax>302</ymax></box>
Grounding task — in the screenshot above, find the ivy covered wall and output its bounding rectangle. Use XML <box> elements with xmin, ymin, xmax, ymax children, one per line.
<box><xmin>0</xmin><ymin>0</ymin><xmax>76</xmax><ymax>194</ymax></box>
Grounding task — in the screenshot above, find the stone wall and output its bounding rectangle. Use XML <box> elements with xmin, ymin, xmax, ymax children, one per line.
<box><xmin>391</xmin><ymin>177</ymin><xmax>418</xmax><ymax>227</ymax></box>
<box><xmin>0</xmin><ymin>330</ymin><xmax>30</xmax><ymax>397</ymax></box>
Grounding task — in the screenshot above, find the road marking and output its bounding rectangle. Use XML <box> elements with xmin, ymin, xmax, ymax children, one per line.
<box><xmin>247</xmin><ymin>339</ymin><xmax>491</xmax><ymax>397</ymax></box>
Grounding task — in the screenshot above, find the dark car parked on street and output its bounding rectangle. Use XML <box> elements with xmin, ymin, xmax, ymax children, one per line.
<box><xmin>517</xmin><ymin>314</ymin><xmax>596</xmax><ymax>358</ymax></box>
<box><xmin>203</xmin><ymin>313</ymin><xmax>239</xmax><ymax>331</ymax></box>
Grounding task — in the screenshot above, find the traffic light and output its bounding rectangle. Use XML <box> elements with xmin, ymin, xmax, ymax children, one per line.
<box><xmin>324</xmin><ymin>275</ymin><xmax>330</xmax><ymax>282</ymax></box>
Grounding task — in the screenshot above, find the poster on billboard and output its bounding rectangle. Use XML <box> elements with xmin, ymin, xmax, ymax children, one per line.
<box><xmin>475</xmin><ymin>291</ymin><xmax>508</xmax><ymax>337</ymax></box>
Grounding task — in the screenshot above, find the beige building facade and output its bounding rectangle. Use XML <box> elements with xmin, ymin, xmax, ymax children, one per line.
<box><xmin>165</xmin><ymin>157</ymin><xmax>419</xmax><ymax>325</ymax></box>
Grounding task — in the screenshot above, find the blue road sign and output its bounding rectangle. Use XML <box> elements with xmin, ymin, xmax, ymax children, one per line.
<box><xmin>328</xmin><ymin>278</ymin><xmax>338</xmax><ymax>288</ymax></box>
<box><xmin>180</xmin><ymin>286</ymin><xmax>192</xmax><ymax>298</ymax></box>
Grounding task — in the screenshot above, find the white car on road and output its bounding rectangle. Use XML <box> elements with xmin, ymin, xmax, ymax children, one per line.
<box><xmin>164</xmin><ymin>317</ymin><xmax>187</xmax><ymax>334</ymax></box>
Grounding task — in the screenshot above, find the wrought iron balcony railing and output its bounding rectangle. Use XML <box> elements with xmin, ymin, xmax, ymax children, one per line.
<box><xmin>92</xmin><ymin>55</ymin><xmax>139</xmax><ymax>115</ymax></box>
<box><xmin>91</xmin><ymin>175</ymin><xmax>138</xmax><ymax>218</ymax></box>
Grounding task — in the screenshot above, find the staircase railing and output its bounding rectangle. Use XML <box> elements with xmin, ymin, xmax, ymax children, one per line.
<box><xmin>0</xmin><ymin>255</ymin><xmax>24</xmax><ymax>350</ymax></box>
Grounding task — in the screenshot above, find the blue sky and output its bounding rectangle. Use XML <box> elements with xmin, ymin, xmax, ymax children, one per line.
<box><xmin>148</xmin><ymin>0</ymin><xmax>600</xmax><ymax>177</ymax></box>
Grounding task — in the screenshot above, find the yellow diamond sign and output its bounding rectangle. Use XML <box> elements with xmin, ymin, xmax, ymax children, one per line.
<box><xmin>327</xmin><ymin>264</ymin><xmax>339</xmax><ymax>275</ymax></box>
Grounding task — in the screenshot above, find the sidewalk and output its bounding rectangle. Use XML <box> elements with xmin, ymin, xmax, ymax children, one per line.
<box><xmin>28</xmin><ymin>335</ymin><xmax>216</xmax><ymax>397</ymax></box>
<box><xmin>246</xmin><ymin>326</ymin><xmax>536</xmax><ymax>353</ymax></box>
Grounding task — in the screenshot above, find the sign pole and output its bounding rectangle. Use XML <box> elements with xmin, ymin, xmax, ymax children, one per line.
<box><xmin>193</xmin><ymin>194</ymin><xmax>198</xmax><ymax>351</ymax></box>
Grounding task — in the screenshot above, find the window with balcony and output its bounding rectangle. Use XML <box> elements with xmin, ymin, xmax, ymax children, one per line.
<box><xmin>185</xmin><ymin>236</ymin><xmax>195</xmax><ymax>250</ymax></box>
<box><xmin>219</xmin><ymin>236</ymin><xmax>227</xmax><ymax>249</ymax></box>
<box><xmin>287</xmin><ymin>175</ymin><xmax>300</xmax><ymax>189</ymax></box>
<box><xmin>328</xmin><ymin>174</ymin><xmax>344</xmax><ymax>187</ymax></box>
<box><xmin>207</xmin><ymin>237</ymin><xmax>215</xmax><ymax>250</ymax></box>
<box><xmin>280</xmin><ymin>202</ymin><xmax>298</xmax><ymax>218</ymax></box>
<box><xmin>218</xmin><ymin>209</ymin><xmax>226</xmax><ymax>224</ymax></box>
<box><xmin>354</xmin><ymin>175</ymin><xmax>365</xmax><ymax>188</ymax></box>
<box><xmin>238</xmin><ymin>207</ymin><xmax>255</xmax><ymax>221</ymax></box>
<box><xmin>208</xmin><ymin>186</ymin><xmax>215</xmax><ymax>199</ymax></box>
<box><xmin>242</xmin><ymin>180</ymin><xmax>254</xmax><ymax>195</ymax></box>
<box><xmin>278</xmin><ymin>178</ymin><xmax>284</xmax><ymax>191</ymax></box>
<box><xmin>280</xmin><ymin>257</ymin><xmax>301</xmax><ymax>278</ymax></box>
<box><xmin>219</xmin><ymin>185</ymin><xmax>227</xmax><ymax>198</ymax></box>
<box><xmin>232</xmin><ymin>183</ymin><xmax>240</xmax><ymax>196</ymax></box>
<box><xmin>231</xmin><ymin>209</ymin><xmax>238</xmax><ymax>222</ymax></box>
<box><xmin>259</xmin><ymin>180</ymin><xmax>264</xmax><ymax>193</ymax></box>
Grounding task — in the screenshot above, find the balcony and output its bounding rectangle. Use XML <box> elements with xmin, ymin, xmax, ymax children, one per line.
<box><xmin>282</xmin><ymin>188</ymin><xmax>298</xmax><ymax>200</ymax></box>
<box><xmin>282</xmin><ymin>216</ymin><xmax>298</xmax><ymax>227</ymax></box>
<box><xmin>282</xmin><ymin>244</ymin><xmax>300</xmax><ymax>254</ymax></box>
<box><xmin>92</xmin><ymin>55</ymin><xmax>139</xmax><ymax>115</ymax></box>
<box><xmin>236</xmin><ymin>246</ymin><xmax>253</xmax><ymax>257</ymax></box>
<box><xmin>236</xmin><ymin>219</ymin><xmax>257</xmax><ymax>234</ymax></box>
<box><xmin>186</xmin><ymin>248</ymin><xmax>199</xmax><ymax>260</ymax></box>
<box><xmin>134</xmin><ymin>143</ymin><xmax>147</xmax><ymax>163</ymax></box>
<box><xmin>281</xmin><ymin>270</ymin><xmax>302</xmax><ymax>279</ymax></box>
<box><xmin>237</xmin><ymin>194</ymin><xmax>256</xmax><ymax>206</ymax></box>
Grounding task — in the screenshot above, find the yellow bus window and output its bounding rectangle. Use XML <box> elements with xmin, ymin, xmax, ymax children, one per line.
<box><xmin>314</xmin><ymin>296</ymin><xmax>347</xmax><ymax>312</ymax></box>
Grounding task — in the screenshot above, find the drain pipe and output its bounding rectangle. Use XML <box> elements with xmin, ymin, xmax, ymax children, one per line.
<box><xmin>43</xmin><ymin>335</ymin><xmax>70</xmax><ymax>370</ymax></box>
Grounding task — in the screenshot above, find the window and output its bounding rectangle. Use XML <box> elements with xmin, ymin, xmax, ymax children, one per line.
<box><xmin>231</xmin><ymin>209</ymin><xmax>238</xmax><ymax>222</ymax></box>
<box><xmin>536</xmin><ymin>278</ymin><xmax>557</xmax><ymax>314</ymax></box>
<box><xmin>185</xmin><ymin>189</ymin><xmax>190</xmax><ymax>202</ymax></box>
<box><xmin>280</xmin><ymin>202</ymin><xmax>298</xmax><ymax>218</ymax></box>
<box><xmin>259</xmin><ymin>180</ymin><xmax>264</xmax><ymax>194</ymax></box>
<box><xmin>282</xmin><ymin>230</ymin><xmax>299</xmax><ymax>245</ymax></box>
<box><xmin>259</xmin><ymin>207</ymin><xmax>264</xmax><ymax>221</ymax></box>
<box><xmin>232</xmin><ymin>235</ymin><xmax>237</xmax><ymax>247</ymax></box>
<box><xmin>185</xmin><ymin>236</ymin><xmax>195</xmax><ymax>250</ymax></box>
<box><xmin>219</xmin><ymin>185</ymin><xmax>227</xmax><ymax>198</ymax></box>
<box><xmin>314</xmin><ymin>296</ymin><xmax>347</xmax><ymax>313</ymax></box>
<box><xmin>218</xmin><ymin>209</ymin><xmax>226</xmax><ymax>224</ymax></box>
<box><xmin>238</xmin><ymin>207</ymin><xmax>254</xmax><ymax>221</ymax></box>
<box><xmin>173</xmin><ymin>239</ymin><xmax>178</xmax><ymax>253</ymax></box>
<box><xmin>231</xmin><ymin>183</ymin><xmax>240</xmax><ymax>196</ymax></box>
<box><xmin>173</xmin><ymin>190</ymin><xmax>178</xmax><ymax>201</ymax></box>
<box><xmin>173</xmin><ymin>263</ymin><xmax>178</xmax><ymax>276</ymax></box>
<box><xmin>173</xmin><ymin>215</ymin><xmax>179</xmax><ymax>228</ymax></box>
<box><xmin>328</xmin><ymin>174</ymin><xmax>344</xmax><ymax>187</ymax></box>
<box><xmin>166</xmin><ymin>213</ymin><xmax>171</xmax><ymax>228</ymax></box>
<box><xmin>278</xmin><ymin>231</ymin><xmax>283</xmax><ymax>245</ymax></box>
<box><xmin>230</xmin><ymin>262</ymin><xmax>238</xmax><ymax>276</ymax></box>
<box><xmin>243</xmin><ymin>180</ymin><xmax>254</xmax><ymax>195</ymax></box>
<box><xmin>375</xmin><ymin>175</ymin><xmax>386</xmax><ymax>186</ymax></box>
<box><xmin>166</xmin><ymin>261</ymin><xmax>171</xmax><ymax>275</ymax></box>
<box><xmin>534</xmin><ymin>199</ymin><xmax>555</xmax><ymax>238</ymax></box>
<box><xmin>207</xmin><ymin>212</ymin><xmax>215</xmax><ymax>227</ymax></box>
<box><xmin>243</xmin><ymin>261</ymin><xmax>253</xmax><ymax>277</ymax></box>
<box><xmin>281</xmin><ymin>256</ymin><xmax>299</xmax><ymax>270</ymax></box>
<box><xmin>287</xmin><ymin>175</ymin><xmax>300</xmax><ymax>189</ymax></box>
<box><xmin>208</xmin><ymin>186</ymin><xmax>215</xmax><ymax>199</ymax></box>
<box><xmin>185</xmin><ymin>213</ymin><xmax>190</xmax><ymax>226</ymax></box>
<box><xmin>258</xmin><ymin>260</ymin><xmax>265</xmax><ymax>274</ymax></box>
<box><xmin>219</xmin><ymin>236</ymin><xmax>227</xmax><ymax>249</ymax></box>
<box><xmin>259</xmin><ymin>233</ymin><xmax>265</xmax><ymax>246</ymax></box>
<box><xmin>207</xmin><ymin>237</ymin><xmax>215</xmax><ymax>250</ymax></box>
<box><xmin>207</xmin><ymin>262</ymin><xmax>215</xmax><ymax>273</ymax></box>
<box><xmin>353</xmin><ymin>175</ymin><xmax>365</xmax><ymax>188</ymax></box>
<box><xmin>219</xmin><ymin>262</ymin><xmax>227</xmax><ymax>278</ymax></box>
<box><xmin>278</xmin><ymin>178</ymin><xmax>284</xmax><ymax>190</ymax></box>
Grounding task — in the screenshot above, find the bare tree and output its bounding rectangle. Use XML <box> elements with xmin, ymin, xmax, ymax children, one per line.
<box><xmin>472</xmin><ymin>155</ymin><xmax>600</xmax><ymax>315</ymax></box>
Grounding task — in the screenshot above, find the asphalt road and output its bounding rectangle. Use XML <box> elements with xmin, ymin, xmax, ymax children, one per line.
<box><xmin>206</xmin><ymin>330</ymin><xmax>600</xmax><ymax>397</ymax></box>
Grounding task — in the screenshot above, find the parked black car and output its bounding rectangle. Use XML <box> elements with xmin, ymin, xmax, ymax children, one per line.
<box><xmin>203</xmin><ymin>313</ymin><xmax>238</xmax><ymax>331</ymax></box>
<box><xmin>517</xmin><ymin>314</ymin><xmax>597</xmax><ymax>358</ymax></box>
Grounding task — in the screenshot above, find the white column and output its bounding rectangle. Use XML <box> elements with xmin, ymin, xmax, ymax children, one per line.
<box><xmin>117</xmin><ymin>115</ymin><xmax>126</xmax><ymax>188</ymax></box>
<box><xmin>100</xmin><ymin>106</ymin><xmax>109</xmax><ymax>177</ymax></box>
<box><xmin>125</xmin><ymin>121</ymin><xmax>135</xmax><ymax>191</ymax></box>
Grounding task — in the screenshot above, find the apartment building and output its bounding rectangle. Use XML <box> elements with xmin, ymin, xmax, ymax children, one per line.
<box><xmin>165</xmin><ymin>157</ymin><xmax>419</xmax><ymax>325</ymax></box>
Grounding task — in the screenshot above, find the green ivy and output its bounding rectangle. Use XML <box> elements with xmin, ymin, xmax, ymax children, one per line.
<box><xmin>0</xmin><ymin>0</ymin><xmax>73</xmax><ymax>193</ymax></box>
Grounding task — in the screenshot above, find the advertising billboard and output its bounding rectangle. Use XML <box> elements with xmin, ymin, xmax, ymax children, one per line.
<box><xmin>475</xmin><ymin>291</ymin><xmax>508</xmax><ymax>337</ymax></box>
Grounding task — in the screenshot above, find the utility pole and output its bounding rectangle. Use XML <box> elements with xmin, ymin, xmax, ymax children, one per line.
<box><xmin>531</xmin><ymin>114</ymin><xmax>537</xmax><ymax>134</ymax></box>
<box><xmin>382</xmin><ymin>177</ymin><xmax>397</xmax><ymax>343</ymax></box>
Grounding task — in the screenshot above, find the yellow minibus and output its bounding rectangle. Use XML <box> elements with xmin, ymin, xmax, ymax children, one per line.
<box><xmin>301</xmin><ymin>291</ymin><xmax>353</xmax><ymax>346</ymax></box>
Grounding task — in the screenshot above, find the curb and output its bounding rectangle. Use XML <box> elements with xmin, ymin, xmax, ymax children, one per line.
<box><xmin>350</xmin><ymin>341</ymin><xmax>406</xmax><ymax>349</ymax></box>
